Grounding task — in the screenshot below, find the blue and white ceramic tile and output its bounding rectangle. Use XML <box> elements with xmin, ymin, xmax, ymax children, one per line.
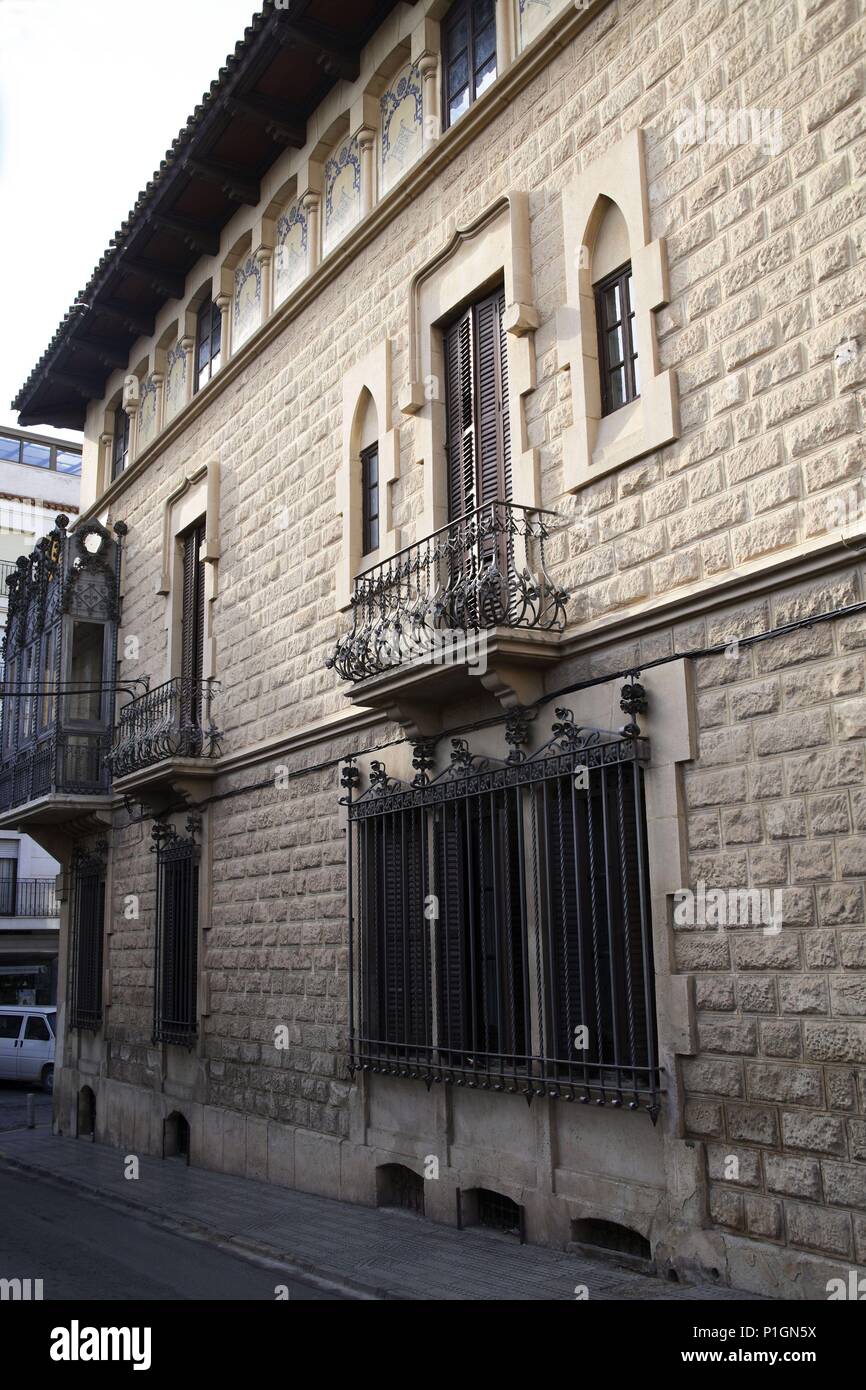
<box><xmin>164</xmin><ymin>341</ymin><xmax>187</xmax><ymax>423</ymax></box>
<box><xmin>234</xmin><ymin>256</ymin><xmax>262</xmax><ymax>351</ymax></box>
<box><xmin>137</xmin><ymin>377</ymin><xmax>159</xmax><ymax>450</ymax></box>
<box><xmin>324</xmin><ymin>136</ymin><xmax>361</xmax><ymax>254</ymax></box>
<box><xmin>380</xmin><ymin>62</ymin><xmax>422</xmax><ymax>195</ymax></box>
<box><xmin>519</xmin><ymin>0</ymin><xmax>562</xmax><ymax>50</ymax></box>
<box><xmin>275</xmin><ymin>201</ymin><xmax>308</xmax><ymax>304</ymax></box>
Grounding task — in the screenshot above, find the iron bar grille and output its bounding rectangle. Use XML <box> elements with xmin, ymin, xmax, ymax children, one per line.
<box><xmin>328</xmin><ymin>500</ymin><xmax>569</xmax><ymax>682</ymax></box>
<box><xmin>68</xmin><ymin>850</ymin><xmax>106</xmax><ymax>1032</ymax></box>
<box><xmin>0</xmin><ymin>733</ymin><xmax>111</xmax><ymax>813</ymax></box>
<box><xmin>344</xmin><ymin>712</ymin><xmax>660</xmax><ymax>1117</ymax></box>
<box><xmin>0</xmin><ymin>879</ymin><xmax>59</xmax><ymax>917</ymax></box>
<box><xmin>108</xmin><ymin>677</ymin><xmax>220</xmax><ymax>778</ymax></box>
<box><xmin>152</xmin><ymin>821</ymin><xmax>200</xmax><ymax>1047</ymax></box>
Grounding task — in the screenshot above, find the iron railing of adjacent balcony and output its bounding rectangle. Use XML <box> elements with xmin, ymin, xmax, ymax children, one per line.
<box><xmin>108</xmin><ymin>678</ymin><xmax>221</xmax><ymax>779</ymax></box>
<box><xmin>0</xmin><ymin>733</ymin><xmax>111</xmax><ymax>814</ymax></box>
<box><xmin>0</xmin><ymin>879</ymin><xmax>59</xmax><ymax>917</ymax></box>
<box><xmin>328</xmin><ymin>500</ymin><xmax>570</xmax><ymax>683</ymax></box>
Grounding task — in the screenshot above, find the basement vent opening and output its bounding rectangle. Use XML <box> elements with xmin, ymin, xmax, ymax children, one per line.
<box><xmin>77</xmin><ymin>1085</ymin><xmax>96</xmax><ymax>1139</ymax></box>
<box><xmin>376</xmin><ymin>1163</ymin><xmax>425</xmax><ymax>1215</ymax></box>
<box><xmin>474</xmin><ymin>1189</ymin><xmax>523</xmax><ymax>1237</ymax></box>
<box><xmin>164</xmin><ymin>1111</ymin><xmax>191</xmax><ymax>1162</ymax></box>
<box><xmin>571</xmin><ymin>1218</ymin><xmax>651</xmax><ymax>1261</ymax></box>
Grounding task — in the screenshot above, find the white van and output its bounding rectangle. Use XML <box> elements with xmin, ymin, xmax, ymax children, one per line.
<box><xmin>0</xmin><ymin>1006</ymin><xmax>56</xmax><ymax>1092</ymax></box>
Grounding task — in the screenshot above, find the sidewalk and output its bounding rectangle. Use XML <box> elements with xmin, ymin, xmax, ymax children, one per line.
<box><xmin>0</xmin><ymin>1126</ymin><xmax>759</xmax><ymax>1301</ymax></box>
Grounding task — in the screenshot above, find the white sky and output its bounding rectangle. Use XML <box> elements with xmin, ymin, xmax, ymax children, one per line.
<box><xmin>0</xmin><ymin>0</ymin><xmax>260</xmax><ymax>439</ymax></box>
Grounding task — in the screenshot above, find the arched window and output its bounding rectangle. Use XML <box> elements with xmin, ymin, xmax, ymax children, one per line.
<box><xmin>592</xmin><ymin>201</ymin><xmax>638</xmax><ymax>416</ymax></box>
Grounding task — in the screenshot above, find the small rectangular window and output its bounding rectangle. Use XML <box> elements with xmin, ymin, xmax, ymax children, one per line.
<box><xmin>21</xmin><ymin>443</ymin><xmax>51</xmax><ymax>469</ymax></box>
<box><xmin>0</xmin><ymin>436</ymin><xmax>22</xmax><ymax>464</ymax></box>
<box><xmin>361</xmin><ymin>444</ymin><xmax>380</xmax><ymax>555</ymax></box>
<box><xmin>595</xmin><ymin>263</ymin><xmax>639</xmax><ymax>416</ymax></box>
<box><xmin>443</xmin><ymin>0</ymin><xmax>497</xmax><ymax>130</ymax></box>
<box><xmin>56</xmin><ymin>450</ymin><xmax>82</xmax><ymax>475</ymax></box>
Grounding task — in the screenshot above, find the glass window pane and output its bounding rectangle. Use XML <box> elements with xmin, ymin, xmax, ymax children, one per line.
<box><xmin>449</xmin><ymin>87</ymin><xmax>470</xmax><ymax>124</ymax></box>
<box><xmin>0</xmin><ymin>436</ymin><xmax>20</xmax><ymax>462</ymax></box>
<box><xmin>21</xmin><ymin>443</ymin><xmax>51</xmax><ymax>468</ymax></box>
<box><xmin>25</xmin><ymin>1016</ymin><xmax>50</xmax><ymax>1041</ymax></box>
<box><xmin>475</xmin><ymin>20</ymin><xmax>496</xmax><ymax>67</ymax></box>
<box><xmin>448</xmin><ymin>13</ymin><xmax>468</xmax><ymax>54</ymax></box>
<box><xmin>606</xmin><ymin>326</ymin><xmax>624</xmax><ymax>367</ymax></box>
<box><xmin>625</xmin><ymin>273</ymin><xmax>634</xmax><ymax>314</ymax></box>
<box><xmin>68</xmin><ymin>622</ymin><xmax>105</xmax><ymax>723</ymax></box>
<box><xmin>476</xmin><ymin>0</ymin><xmax>495</xmax><ymax>26</ymax></box>
<box><xmin>633</xmin><ymin>353</ymin><xmax>641</xmax><ymax>396</ymax></box>
<box><xmin>609</xmin><ymin>367</ymin><xmax>626</xmax><ymax>411</ymax></box>
<box><xmin>449</xmin><ymin>51</ymin><xmax>469</xmax><ymax>96</ymax></box>
<box><xmin>55</xmin><ymin>450</ymin><xmax>81</xmax><ymax>474</ymax></box>
<box><xmin>475</xmin><ymin>54</ymin><xmax>496</xmax><ymax>96</ymax></box>
<box><xmin>603</xmin><ymin>284</ymin><xmax>621</xmax><ymax>326</ymax></box>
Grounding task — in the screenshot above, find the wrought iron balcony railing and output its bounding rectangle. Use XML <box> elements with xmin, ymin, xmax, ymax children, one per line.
<box><xmin>0</xmin><ymin>879</ymin><xmax>59</xmax><ymax>918</ymax></box>
<box><xmin>328</xmin><ymin>500</ymin><xmax>570</xmax><ymax>683</ymax></box>
<box><xmin>108</xmin><ymin>678</ymin><xmax>221</xmax><ymax>780</ymax></box>
<box><xmin>0</xmin><ymin>733</ymin><xmax>111</xmax><ymax>814</ymax></box>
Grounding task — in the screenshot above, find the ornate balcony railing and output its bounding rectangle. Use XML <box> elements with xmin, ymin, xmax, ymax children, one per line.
<box><xmin>0</xmin><ymin>733</ymin><xmax>111</xmax><ymax>814</ymax></box>
<box><xmin>0</xmin><ymin>879</ymin><xmax>59</xmax><ymax>918</ymax></box>
<box><xmin>108</xmin><ymin>678</ymin><xmax>221</xmax><ymax>780</ymax></box>
<box><xmin>328</xmin><ymin>500</ymin><xmax>570</xmax><ymax>683</ymax></box>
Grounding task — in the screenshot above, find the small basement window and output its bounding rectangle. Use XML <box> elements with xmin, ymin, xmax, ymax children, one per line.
<box><xmin>376</xmin><ymin>1163</ymin><xmax>425</xmax><ymax>1215</ymax></box>
<box><xmin>571</xmin><ymin>1218</ymin><xmax>651</xmax><ymax>1261</ymax></box>
<box><xmin>473</xmin><ymin>1188</ymin><xmax>523</xmax><ymax>1237</ymax></box>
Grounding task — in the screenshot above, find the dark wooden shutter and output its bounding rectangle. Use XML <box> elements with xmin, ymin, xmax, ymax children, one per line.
<box><xmin>181</xmin><ymin>524</ymin><xmax>205</xmax><ymax>688</ymax></box>
<box><xmin>475</xmin><ymin>288</ymin><xmax>510</xmax><ymax>508</ymax></box>
<box><xmin>444</xmin><ymin>310</ymin><xmax>475</xmax><ymax>522</ymax></box>
<box><xmin>444</xmin><ymin>288</ymin><xmax>511</xmax><ymax>524</ymax></box>
<box><xmin>435</xmin><ymin>802</ymin><xmax>469</xmax><ymax>1059</ymax></box>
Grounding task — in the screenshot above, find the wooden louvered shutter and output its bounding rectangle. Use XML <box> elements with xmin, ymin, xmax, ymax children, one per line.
<box><xmin>181</xmin><ymin>525</ymin><xmax>205</xmax><ymax>688</ymax></box>
<box><xmin>444</xmin><ymin>309</ymin><xmax>475</xmax><ymax>522</ymax></box>
<box><xmin>474</xmin><ymin>288</ymin><xmax>511</xmax><ymax>508</ymax></box>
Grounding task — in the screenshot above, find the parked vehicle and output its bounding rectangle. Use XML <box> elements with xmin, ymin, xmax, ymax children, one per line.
<box><xmin>0</xmin><ymin>1006</ymin><xmax>56</xmax><ymax>1091</ymax></box>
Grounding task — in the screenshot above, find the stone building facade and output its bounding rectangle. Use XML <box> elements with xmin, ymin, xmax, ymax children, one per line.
<box><xmin>5</xmin><ymin>0</ymin><xmax>866</xmax><ymax>1298</ymax></box>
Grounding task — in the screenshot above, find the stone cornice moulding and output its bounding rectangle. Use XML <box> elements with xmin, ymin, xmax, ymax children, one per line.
<box><xmin>557</xmin><ymin>126</ymin><xmax>680</xmax><ymax>490</ymax></box>
<box><xmin>77</xmin><ymin>0</ymin><xmax>610</xmax><ymax>525</ymax></box>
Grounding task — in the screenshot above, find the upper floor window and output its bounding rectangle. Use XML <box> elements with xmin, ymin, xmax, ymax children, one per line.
<box><xmin>194</xmin><ymin>297</ymin><xmax>222</xmax><ymax>393</ymax></box>
<box><xmin>112</xmin><ymin>405</ymin><xmax>130</xmax><ymax>480</ymax></box>
<box><xmin>361</xmin><ymin>443</ymin><xmax>380</xmax><ymax>556</ymax></box>
<box><xmin>443</xmin><ymin>0</ymin><xmax>497</xmax><ymax>129</ymax></box>
<box><xmin>594</xmin><ymin>263</ymin><xmax>639</xmax><ymax>416</ymax></box>
<box><xmin>0</xmin><ymin>432</ymin><xmax>82</xmax><ymax>474</ymax></box>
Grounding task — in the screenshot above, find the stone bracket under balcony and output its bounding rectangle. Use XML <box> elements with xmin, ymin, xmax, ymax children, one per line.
<box><xmin>348</xmin><ymin>626</ymin><xmax>565</xmax><ymax>736</ymax></box>
<box><xmin>0</xmin><ymin>799</ymin><xmax>114</xmax><ymax>865</ymax></box>
<box><xmin>111</xmin><ymin>757</ymin><xmax>217</xmax><ymax>813</ymax></box>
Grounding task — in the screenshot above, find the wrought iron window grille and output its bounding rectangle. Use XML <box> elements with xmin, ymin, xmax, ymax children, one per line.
<box><xmin>343</xmin><ymin>692</ymin><xmax>660</xmax><ymax>1120</ymax></box>
<box><xmin>328</xmin><ymin>500</ymin><xmax>570</xmax><ymax>683</ymax></box>
<box><xmin>68</xmin><ymin>841</ymin><xmax>107</xmax><ymax>1032</ymax></box>
<box><xmin>151</xmin><ymin>814</ymin><xmax>201</xmax><ymax>1047</ymax></box>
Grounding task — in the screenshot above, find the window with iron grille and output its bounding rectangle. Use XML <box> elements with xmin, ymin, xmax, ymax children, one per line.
<box><xmin>68</xmin><ymin>847</ymin><xmax>106</xmax><ymax>1032</ymax></box>
<box><xmin>194</xmin><ymin>296</ymin><xmax>222</xmax><ymax>393</ymax></box>
<box><xmin>152</xmin><ymin>817</ymin><xmax>200</xmax><ymax>1046</ymax></box>
<box><xmin>594</xmin><ymin>263</ymin><xmax>639</xmax><ymax>415</ymax></box>
<box><xmin>361</xmin><ymin>443</ymin><xmax>380</xmax><ymax>555</ymax></box>
<box><xmin>345</xmin><ymin>705</ymin><xmax>660</xmax><ymax>1118</ymax></box>
<box><xmin>442</xmin><ymin>0</ymin><xmax>497</xmax><ymax>129</ymax></box>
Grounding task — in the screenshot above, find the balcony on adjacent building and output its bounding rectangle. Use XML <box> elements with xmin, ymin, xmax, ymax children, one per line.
<box><xmin>108</xmin><ymin>677</ymin><xmax>221</xmax><ymax>808</ymax></box>
<box><xmin>328</xmin><ymin>501</ymin><xmax>570</xmax><ymax>726</ymax></box>
<box><xmin>0</xmin><ymin>878</ymin><xmax>59</xmax><ymax>918</ymax></box>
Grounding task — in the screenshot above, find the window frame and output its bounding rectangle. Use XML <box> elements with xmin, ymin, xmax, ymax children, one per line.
<box><xmin>361</xmin><ymin>442</ymin><xmax>380</xmax><ymax>556</ymax></box>
<box><xmin>441</xmin><ymin>0</ymin><xmax>498</xmax><ymax>131</ymax></box>
<box><xmin>594</xmin><ymin>261</ymin><xmax>639</xmax><ymax>417</ymax></box>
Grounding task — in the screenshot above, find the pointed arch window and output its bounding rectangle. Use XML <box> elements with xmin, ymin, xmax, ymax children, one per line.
<box><xmin>595</xmin><ymin>263</ymin><xmax>639</xmax><ymax>416</ymax></box>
